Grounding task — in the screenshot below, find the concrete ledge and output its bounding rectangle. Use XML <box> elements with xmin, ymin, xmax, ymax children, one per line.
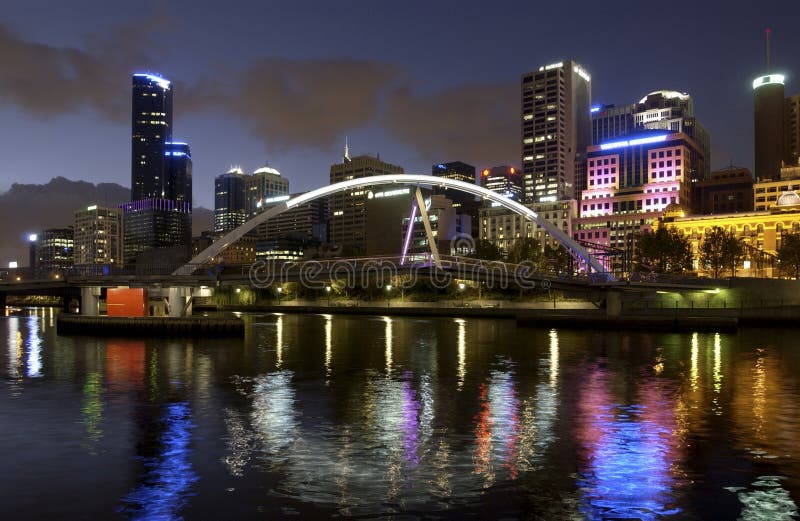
<box><xmin>209</xmin><ymin>304</ymin><xmax>520</xmax><ymax>320</ymax></box>
<box><xmin>56</xmin><ymin>314</ymin><xmax>244</xmax><ymax>337</ymax></box>
<box><xmin>516</xmin><ymin>313</ymin><xmax>738</xmax><ymax>332</ymax></box>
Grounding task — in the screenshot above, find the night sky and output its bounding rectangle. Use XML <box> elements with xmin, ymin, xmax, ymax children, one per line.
<box><xmin>1</xmin><ymin>0</ymin><xmax>798</xmax><ymax>209</ymax></box>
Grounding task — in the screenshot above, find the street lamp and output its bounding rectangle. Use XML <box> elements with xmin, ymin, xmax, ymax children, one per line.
<box><xmin>325</xmin><ymin>285</ymin><xmax>331</xmax><ymax>306</ymax></box>
<box><xmin>276</xmin><ymin>286</ymin><xmax>283</xmax><ymax>305</ymax></box>
<box><xmin>385</xmin><ymin>284</ymin><xmax>392</xmax><ymax>307</ymax></box>
<box><xmin>458</xmin><ymin>282</ymin><xmax>466</xmax><ymax>306</ymax></box>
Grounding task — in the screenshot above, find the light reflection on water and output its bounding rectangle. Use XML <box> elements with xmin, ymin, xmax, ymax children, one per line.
<box><xmin>2</xmin><ymin>309</ymin><xmax>800</xmax><ymax>519</ymax></box>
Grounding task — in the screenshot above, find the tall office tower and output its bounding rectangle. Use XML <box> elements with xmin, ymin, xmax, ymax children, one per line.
<box><xmin>121</xmin><ymin>199</ymin><xmax>191</xmax><ymax>265</ymax></box>
<box><xmin>329</xmin><ymin>153</ymin><xmax>404</xmax><ymax>254</ymax></box>
<box><xmin>480</xmin><ymin>165</ymin><xmax>523</xmax><ymax>201</ymax></box>
<box><xmin>431</xmin><ymin>161</ymin><xmax>476</xmax><ymax>185</ymax></box>
<box><xmin>634</xmin><ymin>91</ymin><xmax>710</xmax><ymax>180</ymax></box>
<box><xmin>245</xmin><ymin>166</ymin><xmax>289</xmax><ymax>218</ymax></box>
<box><xmin>214</xmin><ymin>168</ymin><xmax>247</xmax><ymax>233</ymax></box>
<box><xmin>432</xmin><ymin>161</ymin><xmax>478</xmax><ymax>236</ymax></box>
<box><xmin>74</xmin><ymin>205</ymin><xmax>122</xmax><ymax>266</ymax></box>
<box><xmin>591</xmin><ymin>104</ymin><xmax>636</xmax><ymax>145</ymax></box>
<box><xmin>164</xmin><ymin>142</ymin><xmax>192</xmax><ymax>206</ymax></box>
<box><xmin>33</xmin><ymin>228</ymin><xmax>74</xmax><ymax>272</ymax></box>
<box><xmin>131</xmin><ymin>73</ymin><xmax>173</xmax><ymax>201</ymax></box>
<box><xmin>754</xmin><ymin>74</ymin><xmax>788</xmax><ymax>180</ymax></box>
<box><xmin>786</xmin><ymin>94</ymin><xmax>800</xmax><ymax>166</ymax></box>
<box><xmin>522</xmin><ymin>60</ymin><xmax>592</xmax><ymax>202</ymax></box>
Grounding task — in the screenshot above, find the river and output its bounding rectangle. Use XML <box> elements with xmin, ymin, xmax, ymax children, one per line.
<box><xmin>1</xmin><ymin>307</ymin><xmax>799</xmax><ymax>520</ymax></box>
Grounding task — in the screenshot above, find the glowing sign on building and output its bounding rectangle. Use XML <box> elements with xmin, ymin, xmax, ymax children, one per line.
<box><xmin>752</xmin><ymin>74</ymin><xmax>785</xmax><ymax>89</ymax></box>
<box><xmin>599</xmin><ymin>134</ymin><xmax>668</xmax><ymax>151</ymax></box>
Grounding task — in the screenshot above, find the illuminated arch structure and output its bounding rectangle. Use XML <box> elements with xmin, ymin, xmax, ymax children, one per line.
<box><xmin>174</xmin><ymin>174</ymin><xmax>611</xmax><ymax>279</ymax></box>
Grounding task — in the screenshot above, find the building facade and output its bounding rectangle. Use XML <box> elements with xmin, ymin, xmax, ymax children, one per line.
<box><xmin>481</xmin><ymin>165</ymin><xmax>524</xmax><ymax>201</ymax></box>
<box><xmin>479</xmin><ymin>200</ymin><xmax>577</xmax><ymax>257</ymax></box>
<box><xmin>328</xmin><ymin>154</ymin><xmax>404</xmax><ymax>254</ymax></box>
<box><xmin>214</xmin><ymin>169</ymin><xmax>247</xmax><ymax>233</ymax></box>
<box><xmin>753</xmin><ymin>74</ymin><xmax>789</xmax><ymax>180</ymax></box>
<box><xmin>522</xmin><ymin>60</ymin><xmax>592</xmax><ymax>202</ymax></box>
<box><xmin>574</xmin><ymin>131</ymin><xmax>705</xmax><ymax>273</ymax></box>
<box><xmin>691</xmin><ymin>167</ymin><xmax>754</xmax><ymax>215</ymax></box>
<box><xmin>74</xmin><ymin>205</ymin><xmax>122</xmax><ymax>266</ymax></box>
<box><xmin>34</xmin><ymin>228</ymin><xmax>74</xmax><ymax>272</ymax></box>
<box><xmin>245</xmin><ymin>166</ymin><xmax>289</xmax><ymax>218</ymax></box>
<box><xmin>131</xmin><ymin>73</ymin><xmax>173</xmax><ymax>201</ymax></box>
<box><xmin>164</xmin><ymin>142</ymin><xmax>192</xmax><ymax>205</ymax></box>
<box><xmin>592</xmin><ymin>103</ymin><xmax>636</xmax><ymax>145</ymax></box>
<box><xmin>121</xmin><ymin>199</ymin><xmax>191</xmax><ymax>265</ymax></box>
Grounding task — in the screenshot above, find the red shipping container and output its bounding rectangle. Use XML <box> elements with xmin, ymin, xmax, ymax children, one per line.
<box><xmin>106</xmin><ymin>288</ymin><xmax>148</xmax><ymax>317</ymax></box>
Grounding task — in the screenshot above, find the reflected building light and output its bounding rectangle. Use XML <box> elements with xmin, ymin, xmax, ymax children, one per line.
<box><xmin>276</xmin><ymin>314</ymin><xmax>284</xmax><ymax>370</ymax></box>
<box><xmin>419</xmin><ymin>374</ymin><xmax>434</xmax><ymax>446</ymax></box>
<box><xmin>7</xmin><ymin>317</ymin><xmax>22</xmax><ymax>379</ymax></box>
<box><xmin>456</xmin><ymin>319</ymin><xmax>466</xmax><ymax>389</ymax></box>
<box><xmin>549</xmin><ymin>329</ymin><xmax>559</xmax><ymax>388</ymax></box>
<box><xmin>401</xmin><ymin>376</ymin><xmax>421</xmax><ymax>466</ymax></box>
<box><xmin>384</xmin><ymin>317</ymin><xmax>393</xmax><ymax>375</ymax></box>
<box><xmin>713</xmin><ymin>333</ymin><xmax>723</xmax><ymax>416</ymax></box>
<box><xmin>324</xmin><ymin>315</ymin><xmax>333</xmax><ymax>383</ymax></box>
<box><xmin>252</xmin><ymin>371</ymin><xmax>297</xmax><ymax>456</ymax></box>
<box><xmin>690</xmin><ymin>333</ymin><xmax>699</xmax><ymax>392</ymax></box>
<box><xmin>474</xmin><ymin>369</ymin><xmax>520</xmax><ymax>483</ymax></box>
<box><xmin>753</xmin><ymin>347</ymin><xmax>767</xmax><ymax>440</ymax></box>
<box><xmin>118</xmin><ymin>402</ymin><xmax>197</xmax><ymax>519</ymax></box>
<box><xmin>82</xmin><ymin>371</ymin><xmax>104</xmax><ymax>447</ymax></box>
<box><xmin>729</xmin><ymin>476</ymin><xmax>799</xmax><ymax>519</ymax></box>
<box><xmin>222</xmin><ymin>408</ymin><xmax>254</xmax><ymax>477</ymax></box>
<box><xmin>25</xmin><ymin>316</ymin><xmax>43</xmax><ymax>378</ymax></box>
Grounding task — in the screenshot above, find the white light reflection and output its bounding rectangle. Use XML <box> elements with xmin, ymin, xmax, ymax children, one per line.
<box><xmin>549</xmin><ymin>329</ymin><xmax>559</xmax><ymax>388</ymax></box>
<box><xmin>713</xmin><ymin>333</ymin><xmax>723</xmax><ymax>416</ymax></box>
<box><xmin>384</xmin><ymin>317</ymin><xmax>393</xmax><ymax>375</ymax></box>
<box><xmin>324</xmin><ymin>314</ymin><xmax>333</xmax><ymax>383</ymax></box>
<box><xmin>26</xmin><ymin>315</ymin><xmax>42</xmax><ymax>377</ymax></box>
<box><xmin>455</xmin><ymin>319</ymin><xmax>466</xmax><ymax>389</ymax></box>
<box><xmin>252</xmin><ymin>371</ymin><xmax>297</xmax><ymax>457</ymax></box>
<box><xmin>275</xmin><ymin>314</ymin><xmax>284</xmax><ymax>369</ymax></box>
<box><xmin>728</xmin><ymin>476</ymin><xmax>799</xmax><ymax>520</ymax></box>
<box><xmin>7</xmin><ymin>317</ymin><xmax>22</xmax><ymax>379</ymax></box>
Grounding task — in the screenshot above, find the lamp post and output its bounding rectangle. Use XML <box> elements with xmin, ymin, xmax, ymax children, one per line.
<box><xmin>325</xmin><ymin>285</ymin><xmax>331</xmax><ymax>306</ymax></box>
<box><xmin>276</xmin><ymin>286</ymin><xmax>282</xmax><ymax>305</ymax></box>
<box><xmin>458</xmin><ymin>282</ymin><xmax>465</xmax><ymax>306</ymax></box>
<box><xmin>385</xmin><ymin>284</ymin><xmax>392</xmax><ymax>308</ymax></box>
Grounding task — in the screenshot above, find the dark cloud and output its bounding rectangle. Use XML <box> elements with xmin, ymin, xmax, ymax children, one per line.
<box><xmin>0</xmin><ymin>12</ymin><xmax>167</xmax><ymax>121</ymax></box>
<box><xmin>381</xmin><ymin>83</ymin><xmax>519</xmax><ymax>167</ymax></box>
<box><xmin>225</xmin><ymin>58</ymin><xmax>401</xmax><ymax>150</ymax></box>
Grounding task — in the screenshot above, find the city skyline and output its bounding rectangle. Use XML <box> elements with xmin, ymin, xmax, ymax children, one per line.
<box><xmin>1</xmin><ymin>1</ymin><xmax>799</xmax><ymax>211</ymax></box>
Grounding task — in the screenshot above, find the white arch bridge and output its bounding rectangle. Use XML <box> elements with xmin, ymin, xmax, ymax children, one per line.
<box><xmin>175</xmin><ymin>174</ymin><xmax>613</xmax><ymax>280</ymax></box>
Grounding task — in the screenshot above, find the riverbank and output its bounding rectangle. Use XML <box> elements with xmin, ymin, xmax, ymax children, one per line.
<box><xmin>56</xmin><ymin>314</ymin><xmax>244</xmax><ymax>337</ymax></box>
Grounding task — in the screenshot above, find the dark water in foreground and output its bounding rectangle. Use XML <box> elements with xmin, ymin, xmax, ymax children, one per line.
<box><xmin>2</xmin><ymin>308</ymin><xmax>800</xmax><ymax>520</ymax></box>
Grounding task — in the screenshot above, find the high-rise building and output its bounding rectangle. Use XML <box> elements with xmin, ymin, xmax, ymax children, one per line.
<box><xmin>574</xmin><ymin>130</ymin><xmax>705</xmax><ymax>272</ymax></box>
<box><xmin>432</xmin><ymin>161</ymin><xmax>480</xmax><ymax>237</ymax></box>
<box><xmin>74</xmin><ymin>205</ymin><xmax>122</xmax><ymax>266</ymax></box>
<box><xmin>522</xmin><ymin>60</ymin><xmax>592</xmax><ymax>202</ymax></box>
<box><xmin>753</xmin><ymin>74</ymin><xmax>788</xmax><ymax>180</ymax></box>
<box><xmin>131</xmin><ymin>73</ymin><xmax>173</xmax><ymax>201</ymax></box>
<box><xmin>591</xmin><ymin>104</ymin><xmax>636</xmax><ymax>145</ymax></box>
<box><xmin>328</xmin><ymin>153</ymin><xmax>404</xmax><ymax>254</ymax></box>
<box><xmin>121</xmin><ymin>199</ymin><xmax>191</xmax><ymax>265</ymax></box>
<box><xmin>164</xmin><ymin>142</ymin><xmax>192</xmax><ymax>205</ymax></box>
<box><xmin>245</xmin><ymin>166</ymin><xmax>289</xmax><ymax>218</ymax></box>
<box><xmin>33</xmin><ymin>228</ymin><xmax>74</xmax><ymax>273</ymax></box>
<box><xmin>126</xmin><ymin>73</ymin><xmax>192</xmax><ymax>265</ymax></box>
<box><xmin>480</xmin><ymin>165</ymin><xmax>523</xmax><ymax>201</ymax></box>
<box><xmin>785</xmin><ymin>93</ymin><xmax>800</xmax><ymax>167</ymax></box>
<box><xmin>432</xmin><ymin>162</ymin><xmax>475</xmax><ymax>185</ymax></box>
<box><xmin>593</xmin><ymin>91</ymin><xmax>710</xmax><ymax>181</ymax></box>
<box><xmin>214</xmin><ymin>169</ymin><xmax>247</xmax><ymax>233</ymax></box>
<box><xmin>691</xmin><ymin>167</ymin><xmax>754</xmax><ymax>215</ymax></box>
<box><xmin>259</xmin><ymin>193</ymin><xmax>327</xmax><ymax>243</ymax></box>
<box><xmin>479</xmin><ymin>200</ymin><xmax>577</xmax><ymax>256</ymax></box>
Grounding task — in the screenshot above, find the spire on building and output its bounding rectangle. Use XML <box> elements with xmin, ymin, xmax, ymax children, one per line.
<box><xmin>344</xmin><ymin>136</ymin><xmax>351</xmax><ymax>162</ymax></box>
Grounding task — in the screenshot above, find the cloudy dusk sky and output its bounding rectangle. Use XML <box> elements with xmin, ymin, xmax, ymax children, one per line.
<box><xmin>1</xmin><ymin>0</ymin><xmax>799</xmax><ymax>209</ymax></box>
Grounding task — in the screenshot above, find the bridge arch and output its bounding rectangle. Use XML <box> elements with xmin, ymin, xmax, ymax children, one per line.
<box><xmin>174</xmin><ymin>174</ymin><xmax>610</xmax><ymax>278</ymax></box>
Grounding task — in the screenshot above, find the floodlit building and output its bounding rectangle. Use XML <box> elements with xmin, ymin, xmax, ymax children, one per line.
<box><xmin>522</xmin><ymin>60</ymin><xmax>592</xmax><ymax>202</ymax></box>
<box><xmin>74</xmin><ymin>205</ymin><xmax>122</xmax><ymax>266</ymax></box>
<box><xmin>479</xmin><ymin>200</ymin><xmax>577</xmax><ymax>257</ymax></box>
<box><xmin>480</xmin><ymin>165</ymin><xmax>524</xmax><ymax>202</ymax></box>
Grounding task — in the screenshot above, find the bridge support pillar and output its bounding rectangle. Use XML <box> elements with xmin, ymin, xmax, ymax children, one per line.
<box><xmin>80</xmin><ymin>287</ymin><xmax>101</xmax><ymax>316</ymax></box>
<box><xmin>167</xmin><ymin>287</ymin><xmax>192</xmax><ymax>317</ymax></box>
<box><xmin>0</xmin><ymin>292</ymin><xmax>5</xmax><ymax>312</ymax></box>
<box><xmin>605</xmin><ymin>291</ymin><xmax>622</xmax><ymax>317</ymax></box>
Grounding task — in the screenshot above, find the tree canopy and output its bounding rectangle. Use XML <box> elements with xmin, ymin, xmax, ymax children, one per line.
<box><xmin>636</xmin><ymin>227</ymin><xmax>693</xmax><ymax>274</ymax></box>
<box><xmin>778</xmin><ymin>233</ymin><xmax>800</xmax><ymax>278</ymax></box>
<box><xmin>699</xmin><ymin>227</ymin><xmax>743</xmax><ymax>278</ymax></box>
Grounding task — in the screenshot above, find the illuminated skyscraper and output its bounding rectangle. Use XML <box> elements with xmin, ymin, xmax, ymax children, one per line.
<box><xmin>480</xmin><ymin>165</ymin><xmax>523</xmax><ymax>201</ymax></box>
<box><xmin>214</xmin><ymin>169</ymin><xmax>247</xmax><ymax>233</ymax></box>
<box><xmin>131</xmin><ymin>73</ymin><xmax>173</xmax><ymax>201</ymax></box>
<box><xmin>329</xmin><ymin>153</ymin><xmax>403</xmax><ymax>254</ymax></box>
<box><xmin>164</xmin><ymin>142</ymin><xmax>192</xmax><ymax>206</ymax></box>
<box><xmin>245</xmin><ymin>166</ymin><xmax>289</xmax><ymax>218</ymax></box>
<box><xmin>522</xmin><ymin>60</ymin><xmax>592</xmax><ymax>202</ymax></box>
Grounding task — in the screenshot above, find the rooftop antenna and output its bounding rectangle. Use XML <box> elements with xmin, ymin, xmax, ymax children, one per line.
<box><xmin>766</xmin><ymin>28</ymin><xmax>771</xmax><ymax>72</ymax></box>
<box><xmin>344</xmin><ymin>136</ymin><xmax>351</xmax><ymax>162</ymax></box>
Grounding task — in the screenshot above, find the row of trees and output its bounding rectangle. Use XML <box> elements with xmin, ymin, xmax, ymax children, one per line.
<box><xmin>470</xmin><ymin>227</ymin><xmax>800</xmax><ymax>279</ymax></box>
